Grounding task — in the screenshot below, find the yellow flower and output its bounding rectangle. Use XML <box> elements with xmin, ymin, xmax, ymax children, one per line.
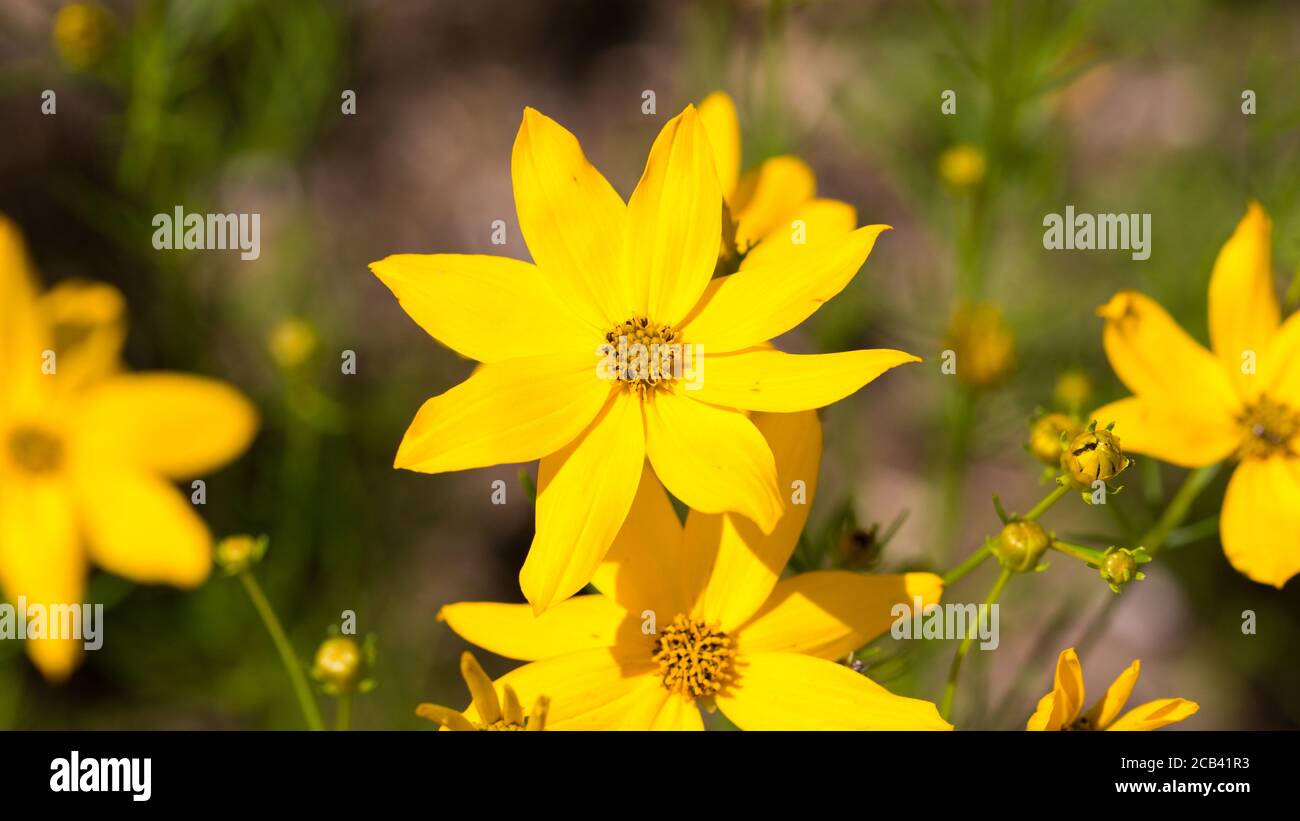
<box><xmin>1028</xmin><ymin>412</ymin><xmax>1081</xmax><ymax>467</ymax></box>
<box><xmin>438</xmin><ymin>411</ymin><xmax>951</xmax><ymax>730</ymax></box>
<box><xmin>1027</xmin><ymin>648</ymin><xmax>1198</xmax><ymax>731</ymax></box>
<box><xmin>1054</xmin><ymin>367</ymin><xmax>1093</xmax><ymax>411</ymax></box>
<box><xmin>267</xmin><ymin>317</ymin><xmax>317</xmax><ymax>370</ymax></box>
<box><xmin>698</xmin><ymin>91</ymin><xmax>859</xmax><ymax>261</ymax></box>
<box><xmin>52</xmin><ymin>3</ymin><xmax>115</xmax><ymax>70</ymax></box>
<box><xmin>417</xmin><ymin>652</ymin><xmax>549</xmax><ymax>731</ymax></box>
<box><xmin>1093</xmin><ymin>202</ymin><xmax>1300</xmax><ymax>587</ymax></box>
<box><xmin>0</xmin><ymin>217</ymin><xmax>258</xmax><ymax>680</ymax></box>
<box><xmin>938</xmin><ymin>144</ymin><xmax>987</xmax><ymax>190</ymax></box>
<box><xmin>944</xmin><ymin>301</ymin><xmax>1015</xmax><ymax>389</ymax></box>
<box><xmin>370</xmin><ymin>106</ymin><xmax>917</xmax><ymax>612</ymax></box>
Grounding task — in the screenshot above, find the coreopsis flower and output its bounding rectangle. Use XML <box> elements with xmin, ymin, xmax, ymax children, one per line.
<box><xmin>1028</xmin><ymin>648</ymin><xmax>1198</xmax><ymax>731</ymax></box>
<box><xmin>370</xmin><ymin>105</ymin><xmax>917</xmax><ymax>612</ymax></box>
<box><xmin>0</xmin><ymin>217</ymin><xmax>257</xmax><ymax>679</ymax></box>
<box><xmin>417</xmin><ymin>652</ymin><xmax>549</xmax><ymax>731</ymax></box>
<box><xmin>697</xmin><ymin>91</ymin><xmax>858</xmax><ymax>263</ymax></box>
<box><xmin>439</xmin><ymin>411</ymin><xmax>951</xmax><ymax>730</ymax></box>
<box><xmin>1092</xmin><ymin>202</ymin><xmax>1300</xmax><ymax>587</ymax></box>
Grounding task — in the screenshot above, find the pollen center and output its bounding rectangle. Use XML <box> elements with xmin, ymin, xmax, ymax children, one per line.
<box><xmin>481</xmin><ymin>719</ymin><xmax>526</xmax><ymax>731</ymax></box>
<box><xmin>7</xmin><ymin>425</ymin><xmax>65</xmax><ymax>475</ymax></box>
<box><xmin>1237</xmin><ymin>396</ymin><xmax>1300</xmax><ymax>460</ymax></box>
<box><xmin>651</xmin><ymin>614</ymin><xmax>735</xmax><ymax>698</ymax></box>
<box><xmin>603</xmin><ymin>317</ymin><xmax>680</xmax><ymax>396</ymax></box>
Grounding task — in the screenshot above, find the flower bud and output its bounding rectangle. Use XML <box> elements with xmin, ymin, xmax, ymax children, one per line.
<box><xmin>268</xmin><ymin>317</ymin><xmax>318</xmax><ymax>370</ymax></box>
<box><xmin>1028</xmin><ymin>413</ymin><xmax>1080</xmax><ymax>467</ymax></box>
<box><xmin>993</xmin><ymin>520</ymin><xmax>1051</xmax><ymax>573</ymax></box>
<box><xmin>944</xmin><ymin>302</ymin><xmax>1015</xmax><ymax>390</ymax></box>
<box><xmin>215</xmin><ymin>534</ymin><xmax>267</xmax><ymax>575</ymax></box>
<box><xmin>938</xmin><ymin>144</ymin><xmax>987</xmax><ymax>189</ymax></box>
<box><xmin>1053</xmin><ymin>369</ymin><xmax>1093</xmax><ymax>411</ymax></box>
<box><xmin>312</xmin><ymin>637</ymin><xmax>363</xmax><ymax>694</ymax></box>
<box><xmin>1062</xmin><ymin>423</ymin><xmax>1130</xmax><ymax>487</ymax></box>
<box><xmin>52</xmin><ymin>3</ymin><xmax>116</xmax><ymax>70</ymax></box>
<box><xmin>1097</xmin><ymin>546</ymin><xmax>1150</xmax><ymax>593</ymax></box>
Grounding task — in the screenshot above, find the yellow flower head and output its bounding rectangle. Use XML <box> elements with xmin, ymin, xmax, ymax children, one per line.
<box><xmin>417</xmin><ymin>652</ymin><xmax>549</xmax><ymax>731</ymax></box>
<box><xmin>1092</xmin><ymin>201</ymin><xmax>1300</xmax><ymax>587</ymax></box>
<box><xmin>1062</xmin><ymin>421</ymin><xmax>1131</xmax><ymax>487</ymax></box>
<box><xmin>370</xmin><ymin>105</ymin><xmax>918</xmax><ymax>613</ymax></box>
<box><xmin>944</xmin><ymin>301</ymin><xmax>1015</xmax><ymax>389</ymax></box>
<box><xmin>938</xmin><ymin>144</ymin><xmax>987</xmax><ymax>190</ymax></box>
<box><xmin>1054</xmin><ymin>368</ymin><xmax>1093</xmax><ymax>411</ymax></box>
<box><xmin>214</xmin><ymin>534</ymin><xmax>268</xmax><ymax>575</ymax></box>
<box><xmin>0</xmin><ymin>216</ymin><xmax>258</xmax><ymax>680</ymax></box>
<box><xmin>1028</xmin><ymin>412</ymin><xmax>1081</xmax><ymax>467</ymax></box>
<box><xmin>437</xmin><ymin>412</ymin><xmax>951</xmax><ymax>730</ymax></box>
<box><xmin>267</xmin><ymin>317</ymin><xmax>318</xmax><ymax>370</ymax></box>
<box><xmin>52</xmin><ymin>2</ymin><xmax>116</xmax><ymax>70</ymax></box>
<box><xmin>1028</xmin><ymin>648</ymin><xmax>1198</xmax><ymax>731</ymax></box>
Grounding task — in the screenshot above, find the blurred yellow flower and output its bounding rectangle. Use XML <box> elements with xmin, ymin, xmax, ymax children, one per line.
<box><xmin>417</xmin><ymin>652</ymin><xmax>549</xmax><ymax>731</ymax></box>
<box><xmin>370</xmin><ymin>105</ymin><xmax>916</xmax><ymax>613</ymax></box>
<box><xmin>439</xmin><ymin>412</ymin><xmax>951</xmax><ymax>730</ymax></box>
<box><xmin>1093</xmin><ymin>202</ymin><xmax>1300</xmax><ymax>587</ymax></box>
<box><xmin>698</xmin><ymin>90</ymin><xmax>858</xmax><ymax>263</ymax></box>
<box><xmin>944</xmin><ymin>301</ymin><xmax>1015</xmax><ymax>389</ymax></box>
<box><xmin>938</xmin><ymin>144</ymin><xmax>987</xmax><ymax>189</ymax></box>
<box><xmin>1028</xmin><ymin>412</ymin><xmax>1081</xmax><ymax>467</ymax></box>
<box><xmin>0</xmin><ymin>217</ymin><xmax>258</xmax><ymax>679</ymax></box>
<box><xmin>1054</xmin><ymin>367</ymin><xmax>1093</xmax><ymax>410</ymax></box>
<box><xmin>52</xmin><ymin>2</ymin><xmax>115</xmax><ymax>70</ymax></box>
<box><xmin>267</xmin><ymin>317</ymin><xmax>317</xmax><ymax>370</ymax></box>
<box><xmin>1028</xmin><ymin>648</ymin><xmax>1198</xmax><ymax>731</ymax></box>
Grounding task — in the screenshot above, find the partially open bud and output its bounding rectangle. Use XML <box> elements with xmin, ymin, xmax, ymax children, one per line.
<box><xmin>944</xmin><ymin>301</ymin><xmax>1015</xmax><ymax>390</ymax></box>
<box><xmin>993</xmin><ymin>520</ymin><xmax>1051</xmax><ymax>573</ymax></box>
<box><xmin>1062</xmin><ymin>422</ymin><xmax>1131</xmax><ymax>487</ymax></box>
<box><xmin>215</xmin><ymin>534</ymin><xmax>267</xmax><ymax>575</ymax></box>
<box><xmin>1029</xmin><ymin>413</ymin><xmax>1081</xmax><ymax>467</ymax></box>
<box><xmin>1097</xmin><ymin>546</ymin><xmax>1150</xmax><ymax>593</ymax></box>
<box><xmin>312</xmin><ymin>636</ymin><xmax>365</xmax><ymax>695</ymax></box>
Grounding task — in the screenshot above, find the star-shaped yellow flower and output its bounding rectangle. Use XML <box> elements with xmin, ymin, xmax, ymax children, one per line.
<box><xmin>438</xmin><ymin>411</ymin><xmax>951</xmax><ymax>730</ymax></box>
<box><xmin>1027</xmin><ymin>648</ymin><xmax>1198</xmax><ymax>731</ymax></box>
<box><xmin>417</xmin><ymin>651</ymin><xmax>549</xmax><ymax>731</ymax></box>
<box><xmin>1093</xmin><ymin>202</ymin><xmax>1300</xmax><ymax>587</ymax></box>
<box><xmin>0</xmin><ymin>217</ymin><xmax>258</xmax><ymax>679</ymax></box>
<box><xmin>370</xmin><ymin>105</ymin><xmax>917</xmax><ymax>613</ymax></box>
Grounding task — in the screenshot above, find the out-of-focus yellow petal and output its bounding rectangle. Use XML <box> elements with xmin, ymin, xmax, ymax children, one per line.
<box><xmin>394</xmin><ymin>353</ymin><xmax>609</xmax><ymax>473</ymax></box>
<box><xmin>415</xmin><ymin>703</ymin><xmax>476</xmax><ymax>731</ymax></box>
<box><xmin>0</xmin><ymin>477</ymin><xmax>84</xmax><ymax>681</ymax></box>
<box><xmin>1098</xmin><ymin>291</ymin><xmax>1240</xmax><ymax>419</ymax></box>
<box><xmin>735</xmin><ymin>572</ymin><xmax>943</xmax><ymax>660</ymax></box>
<box><xmin>369</xmin><ymin>254</ymin><xmax>598</xmax><ymax>362</ymax></box>
<box><xmin>732</xmin><ymin>156</ymin><xmax>815</xmax><ymax>252</ymax></box>
<box><xmin>681</xmin><ymin>225</ymin><xmax>889</xmax><ymax>353</ymax></box>
<box><xmin>691</xmin><ymin>410</ymin><xmax>819</xmax><ymax>630</ymax></box>
<box><xmin>0</xmin><ymin>215</ymin><xmax>49</xmax><ymax>417</ymax></box>
<box><xmin>1084</xmin><ymin>659</ymin><xmax>1140</xmax><ymax>730</ymax></box>
<box><xmin>37</xmin><ymin>279</ymin><xmax>126</xmax><ymax>396</ymax></box>
<box><xmin>698</xmin><ymin>91</ymin><xmax>741</xmax><ymax>199</ymax></box>
<box><xmin>1220</xmin><ymin>458</ymin><xmax>1300</xmax><ymax>588</ymax></box>
<box><xmin>740</xmin><ymin>198</ymin><xmax>857</xmax><ymax>269</ymax></box>
<box><xmin>644</xmin><ymin>389</ymin><xmax>781</xmax><ymax>533</ymax></box>
<box><xmin>1026</xmin><ymin>648</ymin><xmax>1085</xmax><ymax>730</ymax></box>
<box><xmin>716</xmin><ymin>652</ymin><xmax>952</xmax><ymax>730</ymax></box>
<box><xmin>1107</xmin><ymin>698</ymin><xmax>1199</xmax><ymax>731</ymax></box>
<box><xmin>1090</xmin><ymin>397</ymin><xmax>1237</xmax><ymax>468</ymax></box>
<box><xmin>627</xmin><ymin>105</ymin><xmax>722</xmax><ymax>325</ymax></box>
<box><xmin>440</xmin><ymin>596</ymin><xmax>627</xmax><ymax>662</ymax></box>
<box><xmin>74</xmin><ymin>373</ymin><xmax>258</xmax><ymax>480</ymax></box>
<box><xmin>650</xmin><ymin>694</ymin><xmax>704</xmax><ymax>730</ymax></box>
<box><xmin>512</xmin><ymin>108</ymin><xmax>629</xmax><ymax>327</ymax></box>
<box><xmin>1208</xmin><ymin>201</ymin><xmax>1279</xmax><ymax>398</ymax></box>
<box><xmin>73</xmin><ymin>465</ymin><xmax>211</xmax><ymax>586</ymax></box>
<box><xmin>694</xmin><ymin>347</ymin><xmax>920</xmax><ymax>413</ymax></box>
<box><xmin>459</xmin><ymin>651</ymin><xmax>502</xmax><ymax>724</ymax></box>
<box><xmin>520</xmin><ymin>390</ymin><xmax>644</xmax><ymax>612</ymax></box>
<box><xmin>1262</xmin><ymin>311</ymin><xmax>1300</xmax><ymax>406</ymax></box>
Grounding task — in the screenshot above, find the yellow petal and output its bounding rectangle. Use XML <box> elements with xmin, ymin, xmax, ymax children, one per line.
<box><xmin>459</xmin><ymin>651</ymin><xmax>502</xmax><ymax>724</ymax></box>
<box><xmin>692</xmin><ymin>410</ymin><xmax>820</xmax><ymax>630</ymax></box>
<box><xmin>1083</xmin><ymin>659</ymin><xmax>1140</xmax><ymax>730</ymax></box>
<box><xmin>394</xmin><ymin>353</ymin><xmax>610</xmax><ymax>473</ymax></box>
<box><xmin>0</xmin><ymin>215</ymin><xmax>49</xmax><ymax>417</ymax></box>
<box><xmin>716</xmin><ymin>652</ymin><xmax>951</xmax><ymax>730</ymax></box>
<box><xmin>1090</xmin><ymin>397</ymin><xmax>1238</xmax><ymax>468</ymax></box>
<box><xmin>73</xmin><ymin>465</ymin><xmax>212</xmax><ymax>586</ymax></box>
<box><xmin>0</xmin><ymin>477</ymin><xmax>85</xmax><ymax>681</ymax></box>
<box><xmin>415</xmin><ymin>703</ymin><xmax>477</xmax><ymax>731</ymax></box>
<box><xmin>740</xmin><ymin>198</ymin><xmax>858</xmax><ymax>270</ymax></box>
<box><xmin>500</xmin><ymin>684</ymin><xmax>525</xmax><ymax>726</ymax></box>
<box><xmin>1026</xmin><ymin>648</ymin><xmax>1085</xmax><ymax>730</ymax></box>
<box><xmin>736</xmin><ymin>571</ymin><xmax>943</xmax><ymax>660</ymax></box>
<box><xmin>693</xmin><ymin>347</ymin><xmax>920</xmax><ymax>412</ymax></box>
<box><xmin>650</xmin><ymin>694</ymin><xmax>704</xmax><ymax>730</ymax></box>
<box><xmin>439</xmin><ymin>596</ymin><xmax>627</xmax><ymax>662</ymax></box>
<box><xmin>520</xmin><ymin>390</ymin><xmax>644</xmax><ymax>612</ymax></box>
<box><xmin>681</xmin><ymin>224</ymin><xmax>889</xmax><ymax>353</ymax></box>
<box><xmin>369</xmin><ymin>254</ymin><xmax>598</xmax><ymax>363</ymax></box>
<box><xmin>37</xmin><ymin>279</ymin><xmax>126</xmax><ymax>396</ymax></box>
<box><xmin>627</xmin><ymin>105</ymin><xmax>722</xmax><ymax>325</ymax></box>
<box><xmin>1098</xmin><ymin>291</ymin><xmax>1240</xmax><ymax>418</ymax></box>
<box><xmin>74</xmin><ymin>374</ymin><xmax>258</xmax><ymax>480</ymax></box>
<box><xmin>732</xmin><ymin>156</ymin><xmax>815</xmax><ymax>252</ymax></box>
<box><xmin>1220</xmin><ymin>458</ymin><xmax>1300</xmax><ymax>588</ymax></box>
<box><xmin>512</xmin><ymin>108</ymin><xmax>628</xmax><ymax>328</ymax></box>
<box><xmin>591</xmin><ymin>464</ymin><xmax>702</xmax><ymax>618</ymax></box>
<box><xmin>1107</xmin><ymin>698</ymin><xmax>1199</xmax><ymax>731</ymax></box>
<box><xmin>1262</xmin><ymin>311</ymin><xmax>1300</xmax><ymax>406</ymax></box>
<box><xmin>644</xmin><ymin>389</ymin><xmax>781</xmax><ymax>533</ymax></box>
<box><xmin>1208</xmin><ymin>201</ymin><xmax>1279</xmax><ymax>397</ymax></box>
<box><xmin>698</xmin><ymin>91</ymin><xmax>741</xmax><ymax>199</ymax></box>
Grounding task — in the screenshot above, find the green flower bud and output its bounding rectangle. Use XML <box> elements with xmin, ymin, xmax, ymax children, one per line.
<box><xmin>994</xmin><ymin>520</ymin><xmax>1051</xmax><ymax>573</ymax></box>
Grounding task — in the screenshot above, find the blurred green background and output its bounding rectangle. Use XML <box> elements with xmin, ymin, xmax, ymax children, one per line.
<box><xmin>1</xmin><ymin>0</ymin><xmax>1297</xmax><ymax>729</ymax></box>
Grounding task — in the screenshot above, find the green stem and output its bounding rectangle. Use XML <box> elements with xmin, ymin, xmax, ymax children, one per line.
<box><xmin>940</xmin><ymin>567</ymin><xmax>1012</xmax><ymax>722</ymax></box>
<box><xmin>1024</xmin><ymin>483</ymin><xmax>1069</xmax><ymax>521</ymax></box>
<box><xmin>335</xmin><ymin>694</ymin><xmax>352</xmax><ymax>731</ymax></box>
<box><xmin>1138</xmin><ymin>464</ymin><xmax>1221</xmax><ymax>554</ymax></box>
<box><xmin>238</xmin><ymin>571</ymin><xmax>324</xmax><ymax>731</ymax></box>
<box><xmin>942</xmin><ymin>544</ymin><xmax>991</xmax><ymax>586</ymax></box>
<box><xmin>1051</xmin><ymin>539</ymin><xmax>1107</xmax><ymax>565</ymax></box>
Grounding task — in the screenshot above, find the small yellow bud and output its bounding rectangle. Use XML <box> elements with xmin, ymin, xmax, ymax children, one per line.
<box><xmin>1053</xmin><ymin>369</ymin><xmax>1093</xmax><ymax>411</ymax></box>
<box><xmin>214</xmin><ymin>534</ymin><xmax>267</xmax><ymax>575</ymax></box>
<box><xmin>993</xmin><ymin>520</ymin><xmax>1051</xmax><ymax>573</ymax></box>
<box><xmin>52</xmin><ymin>3</ymin><xmax>116</xmax><ymax>70</ymax></box>
<box><xmin>1028</xmin><ymin>413</ymin><xmax>1081</xmax><ymax>467</ymax></box>
<box><xmin>944</xmin><ymin>302</ymin><xmax>1015</xmax><ymax>389</ymax></box>
<box><xmin>312</xmin><ymin>637</ymin><xmax>363</xmax><ymax>694</ymax></box>
<box><xmin>1062</xmin><ymin>423</ymin><xmax>1131</xmax><ymax>487</ymax></box>
<box><xmin>938</xmin><ymin>144</ymin><xmax>987</xmax><ymax>189</ymax></box>
<box><xmin>268</xmin><ymin>318</ymin><xmax>318</xmax><ymax>370</ymax></box>
<box><xmin>1097</xmin><ymin>546</ymin><xmax>1150</xmax><ymax>593</ymax></box>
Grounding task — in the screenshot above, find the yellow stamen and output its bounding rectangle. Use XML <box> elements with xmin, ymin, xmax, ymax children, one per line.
<box><xmin>604</xmin><ymin>316</ymin><xmax>680</xmax><ymax>397</ymax></box>
<box><xmin>652</xmin><ymin>614</ymin><xmax>735</xmax><ymax>698</ymax></box>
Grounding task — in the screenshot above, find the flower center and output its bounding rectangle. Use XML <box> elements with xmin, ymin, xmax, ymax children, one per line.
<box><xmin>1237</xmin><ymin>396</ymin><xmax>1300</xmax><ymax>460</ymax></box>
<box><xmin>7</xmin><ymin>425</ymin><xmax>65</xmax><ymax>475</ymax></box>
<box><xmin>603</xmin><ymin>317</ymin><xmax>680</xmax><ymax>396</ymax></box>
<box><xmin>1065</xmin><ymin>715</ymin><xmax>1097</xmax><ymax>731</ymax></box>
<box><xmin>480</xmin><ymin>719</ymin><xmax>526</xmax><ymax>731</ymax></box>
<box><xmin>651</xmin><ymin>614</ymin><xmax>735</xmax><ymax>698</ymax></box>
